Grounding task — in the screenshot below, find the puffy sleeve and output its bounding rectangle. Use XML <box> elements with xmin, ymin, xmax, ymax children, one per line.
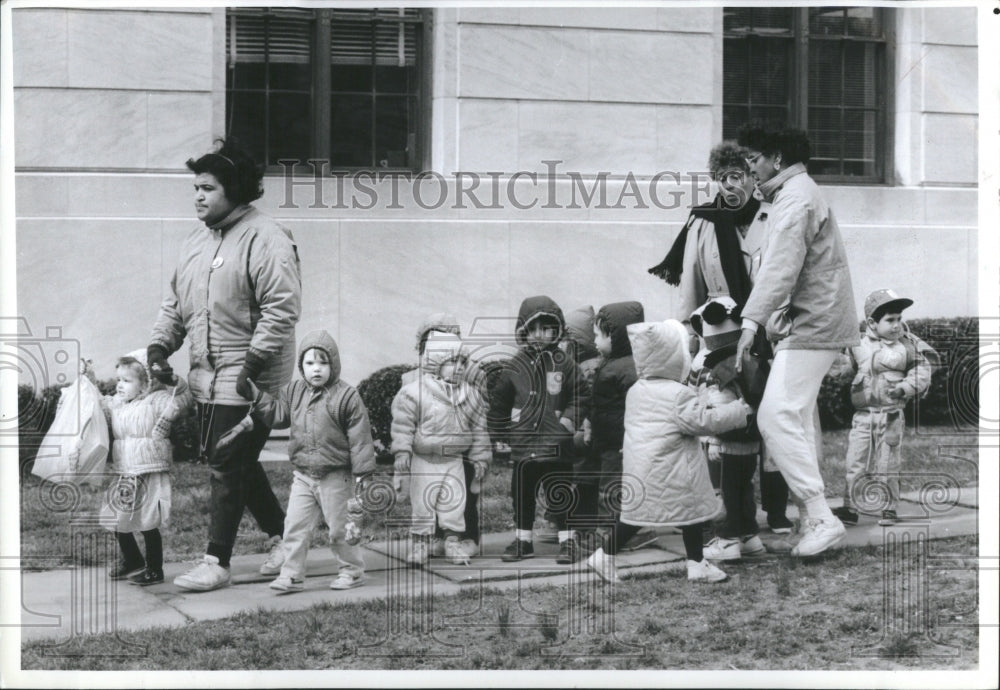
<box><xmin>673</xmin><ymin>386</ymin><xmax>752</xmax><ymax>437</ymax></box>
<box><xmin>246</xmin><ymin>228</ymin><xmax>302</xmax><ymax>360</ymax></box>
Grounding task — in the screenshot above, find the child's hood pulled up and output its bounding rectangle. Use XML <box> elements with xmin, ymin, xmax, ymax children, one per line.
<box><xmin>515</xmin><ymin>295</ymin><xmax>565</xmax><ymax>349</ymax></box>
<box><xmin>297</xmin><ymin>330</ymin><xmax>341</xmax><ymax>387</ymax></box>
<box><xmin>628</xmin><ymin>320</ymin><xmax>692</xmax><ymax>383</ymax></box>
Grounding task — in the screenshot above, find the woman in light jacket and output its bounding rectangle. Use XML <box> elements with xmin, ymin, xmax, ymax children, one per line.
<box><xmin>735</xmin><ymin>124</ymin><xmax>859</xmax><ymax>558</ymax></box>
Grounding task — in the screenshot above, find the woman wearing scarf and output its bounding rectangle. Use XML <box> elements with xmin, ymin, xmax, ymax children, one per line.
<box><xmin>734</xmin><ymin>124</ymin><xmax>858</xmax><ymax>559</ymax></box>
<box><xmin>649</xmin><ymin>140</ymin><xmax>792</xmax><ymax>536</ymax></box>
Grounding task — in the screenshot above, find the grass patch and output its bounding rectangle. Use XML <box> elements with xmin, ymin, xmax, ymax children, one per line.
<box><xmin>22</xmin><ymin>535</ymin><xmax>979</xmax><ymax>671</ymax></box>
<box><xmin>20</xmin><ymin>426</ymin><xmax>976</xmax><ymax>570</ymax></box>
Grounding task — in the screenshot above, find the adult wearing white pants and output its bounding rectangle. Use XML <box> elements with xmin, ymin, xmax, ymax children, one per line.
<box><xmin>735</xmin><ymin>124</ymin><xmax>859</xmax><ymax>558</ymax></box>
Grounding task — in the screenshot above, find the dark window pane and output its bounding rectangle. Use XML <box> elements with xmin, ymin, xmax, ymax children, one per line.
<box><xmin>846</xmin><ymin>7</ymin><xmax>881</xmax><ymax>37</ymax></box>
<box><xmin>809</xmin><ymin>40</ymin><xmax>842</xmax><ymax>106</ymax></box>
<box><xmin>748</xmin><ymin>38</ymin><xmax>791</xmax><ymax>106</ymax></box>
<box><xmin>331</xmin><ymin>20</ymin><xmax>374</xmax><ymax>65</ymax></box>
<box><xmin>748</xmin><ymin>105</ymin><xmax>790</xmax><ymax>128</ymax></box>
<box><xmin>331</xmin><ymin>95</ymin><xmax>373</xmax><ymax>167</ymax></box>
<box><xmin>723</xmin><ymin>105</ymin><xmax>750</xmax><ymax>139</ymax></box>
<box><xmin>723</xmin><ymin>7</ymin><xmax>753</xmax><ymax>33</ymax></box>
<box><xmin>843</xmin><ymin>110</ymin><xmax>877</xmax><ymax>173</ymax></box>
<box><xmin>723</xmin><ymin>38</ymin><xmax>749</xmax><ymax>104</ymax></box>
<box><xmin>375</xmin><ymin>96</ymin><xmax>410</xmax><ymax>168</ymax></box>
<box><xmin>332</xmin><ymin>65</ymin><xmax>372</xmax><ymax>92</ymax></box>
<box><xmin>751</xmin><ymin>8</ymin><xmax>794</xmax><ymax>33</ymax></box>
<box><xmin>809</xmin><ymin>7</ymin><xmax>845</xmax><ymax>36</ymax></box>
<box><xmin>808</xmin><ymin>106</ymin><xmax>843</xmax><ymax>174</ymax></box>
<box><xmin>269</xmin><ymin>94</ymin><xmax>311</xmax><ymax>164</ymax></box>
<box><xmin>375</xmin><ymin>65</ymin><xmax>413</xmax><ymax>94</ymax></box>
<box><xmin>269</xmin><ymin>61</ymin><xmax>312</xmax><ymax>92</ymax></box>
<box><xmin>228</xmin><ymin>91</ymin><xmax>267</xmax><ymax>164</ymax></box>
<box><xmin>808</xmin><ymin>159</ymin><xmax>841</xmax><ymax>177</ymax></box>
<box><xmin>843</xmin><ymin>42</ymin><xmax>878</xmax><ymax>108</ymax></box>
<box><xmin>230</xmin><ymin>63</ymin><xmax>265</xmax><ymax>90</ymax></box>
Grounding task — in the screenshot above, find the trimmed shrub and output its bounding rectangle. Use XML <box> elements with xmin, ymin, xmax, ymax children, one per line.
<box><xmin>17</xmin><ymin>378</ymin><xmax>201</xmax><ymax>475</ymax></box>
<box><xmin>818</xmin><ymin>317</ymin><xmax>979</xmax><ymax>431</ymax></box>
<box><xmin>357</xmin><ymin>364</ymin><xmax>416</xmax><ymax>464</ymax></box>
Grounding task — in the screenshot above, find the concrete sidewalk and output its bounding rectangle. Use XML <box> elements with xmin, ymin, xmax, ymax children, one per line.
<box><xmin>16</xmin><ymin>487</ymin><xmax>978</xmax><ymax>644</ymax></box>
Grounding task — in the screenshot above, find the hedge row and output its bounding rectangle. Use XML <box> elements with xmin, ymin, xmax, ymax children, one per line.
<box><xmin>17</xmin><ymin>379</ymin><xmax>201</xmax><ymax>475</ymax></box>
<box><xmin>17</xmin><ymin>317</ymin><xmax>978</xmax><ymax>474</ymax></box>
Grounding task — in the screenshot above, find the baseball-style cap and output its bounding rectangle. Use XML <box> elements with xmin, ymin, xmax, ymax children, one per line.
<box><xmin>864</xmin><ymin>289</ymin><xmax>913</xmax><ymax>321</ymax></box>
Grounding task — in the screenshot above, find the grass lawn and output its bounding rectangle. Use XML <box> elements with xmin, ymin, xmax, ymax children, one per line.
<box><xmin>19</xmin><ymin>425</ymin><xmax>978</xmax><ymax>569</ymax></box>
<box><xmin>21</xmin><ymin>535</ymin><xmax>979</xmax><ymax>671</ymax></box>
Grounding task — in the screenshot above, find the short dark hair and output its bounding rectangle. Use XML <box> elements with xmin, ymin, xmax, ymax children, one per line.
<box><xmin>737</xmin><ymin>121</ymin><xmax>811</xmax><ymax>166</ymax></box>
<box><xmin>186</xmin><ymin>137</ymin><xmax>263</xmax><ymax>205</ymax></box>
<box><xmin>594</xmin><ymin>314</ymin><xmax>613</xmax><ymax>338</ymax></box>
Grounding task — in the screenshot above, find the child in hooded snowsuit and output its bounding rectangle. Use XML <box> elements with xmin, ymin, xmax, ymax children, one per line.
<box><xmin>246</xmin><ymin>330</ymin><xmax>376</xmax><ymax>593</ymax></box>
<box><xmin>392</xmin><ymin>332</ymin><xmax>491</xmax><ymax>566</ymax></box>
<box><xmin>834</xmin><ymin>289</ymin><xmax>935</xmax><ymax>527</ymax></box>
<box><xmin>400</xmin><ymin>313</ymin><xmax>488</xmax><ymax>559</ymax></box>
<box><xmin>95</xmin><ymin>350</ymin><xmax>191</xmax><ymax>586</ymax></box>
<box><xmin>586</xmin><ymin>320</ymin><xmax>752</xmax><ymax>584</ymax></box>
<box><xmin>489</xmin><ymin>295</ymin><xmax>587</xmax><ymax>563</ymax></box>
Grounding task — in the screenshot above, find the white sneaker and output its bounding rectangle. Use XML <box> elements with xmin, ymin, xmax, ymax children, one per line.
<box><xmin>430</xmin><ymin>537</ymin><xmax>446</xmax><ymax>558</ymax></box>
<box><xmin>740</xmin><ymin>534</ymin><xmax>766</xmax><ymax>557</ymax></box>
<box><xmin>259</xmin><ymin>535</ymin><xmax>285</xmax><ymax>576</ymax></box>
<box><xmin>444</xmin><ymin>536</ymin><xmax>469</xmax><ymax>565</ymax></box>
<box><xmin>330</xmin><ymin>572</ymin><xmax>365</xmax><ymax>590</ymax></box>
<box><xmin>458</xmin><ymin>538</ymin><xmax>479</xmax><ymax>559</ymax></box>
<box><xmin>406</xmin><ymin>538</ymin><xmax>430</xmax><ymax>567</ymax></box>
<box><xmin>269</xmin><ymin>575</ymin><xmax>304</xmax><ymax>594</ymax></box>
<box><xmin>173</xmin><ymin>555</ymin><xmax>231</xmax><ymax>592</ymax></box>
<box><xmin>687</xmin><ymin>559</ymin><xmax>728</xmax><ymax>583</ymax></box>
<box><xmin>703</xmin><ymin>537</ymin><xmax>741</xmax><ymax>561</ymax></box>
<box><xmin>586</xmin><ymin>547</ymin><xmax>620</xmax><ymax>583</ymax></box>
<box><xmin>791</xmin><ymin>517</ymin><xmax>846</xmax><ymax>557</ymax></box>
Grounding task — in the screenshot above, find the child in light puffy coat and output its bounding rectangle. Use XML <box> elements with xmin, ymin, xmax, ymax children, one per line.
<box><xmin>586</xmin><ymin>320</ymin><xmax>753</xmax><ymax>584</ymax></box>
<box><xmin>94</xmin><ymin>350</ymin><xmax>191</xmax><ymax>586</ymax></box>
<box><xmin>245</xmin><ymin>330</ymin><xmax>376</xmax><ymax>593</ymax></box>
<box><xmin>834</xmin><ymin>289</ymin><xmax>936</xmax><ymax>527</ymax></box>
<box><xmin>392</xmin><ymin>332</ymin><xmax>491</xmax><ymax>566</ymax></box>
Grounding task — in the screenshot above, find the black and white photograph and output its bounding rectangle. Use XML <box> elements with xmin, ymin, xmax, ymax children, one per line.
<box><xmin>0</xmin><ymin>1</ymin><xmax>997</xmax><ymax>686</ymax></box>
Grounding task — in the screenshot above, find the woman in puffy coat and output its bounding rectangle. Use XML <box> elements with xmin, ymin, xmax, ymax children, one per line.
<box><xmin>586</xmin><ymin>320</ymin><xmax>752</xmax><ymax>584</ymax></box>
<box><xmin>735</xmin><ymin>124</ymin><xmax>858</xmax><ymax>558</ymax></box>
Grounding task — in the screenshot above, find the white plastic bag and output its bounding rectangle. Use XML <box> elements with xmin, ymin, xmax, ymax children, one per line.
<box><xmin>31</xmin><ymin>377</ymin><xmax>109</xmax><ymax>485</ymax></box>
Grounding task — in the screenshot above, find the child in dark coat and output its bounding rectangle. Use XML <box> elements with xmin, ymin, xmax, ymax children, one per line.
<box><xmin>489</xmin><ymin>295</ymin><xmax>587</xmax><ymax>562</ymax></box>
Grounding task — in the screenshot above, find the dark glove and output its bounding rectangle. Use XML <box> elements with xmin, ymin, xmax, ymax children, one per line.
<box><xmin>146</xmin><ymin>344</ymin><xmax>176</xmax><ymax>384</ymax></box>
<box><xmin>236</xmin><ymin>351</ymin><xmax>267</xmax><ymax>401</ymax></box>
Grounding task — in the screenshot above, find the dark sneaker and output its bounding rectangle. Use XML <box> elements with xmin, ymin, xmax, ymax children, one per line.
<box><xmin>878</xmin><ymin>510</ymin><xmax>899</xmax><ymax>526</ymax></box>
<box><xmin>501</xmin><ymin>539</ymin><xmax>534</xmax><ymax>562</ymax></box>
<box><xmin>109</xmin><ymin>558</ymin><xmax>145</xmax><ymax>580</ymax></box>
<box><xmin>128</xmin><ymin>568</ymin><xmax>164</xmax><ymax>586</ymax></box>
<box><xmin>832</xmin><ymin>506</ymin><xmax>859</xmax><ymax>526</ymax></box>
<box><xmin>621</xmin><ymin>528</ymin><xmax>659</xmax><ymax>552</ymax></box>
<box><xmin>767</xmin><ymin>515</ymin><xmax>795</xmax><ymax>534</ymax></box>
<box><xmin>555</xmin><ymin>538</ymin><xmax>581</xmax><ymax>564</ymax></box>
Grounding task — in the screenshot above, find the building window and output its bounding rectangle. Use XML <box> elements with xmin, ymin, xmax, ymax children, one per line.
<box><xmin>723</xmin><ymin>7</ymin><xmax>891</xmax><ymax>183</ymax></box>
<box><xmin>226</xmin><ymin>8</ymin><xmax>426</xmax><ymax>171</ymax></box>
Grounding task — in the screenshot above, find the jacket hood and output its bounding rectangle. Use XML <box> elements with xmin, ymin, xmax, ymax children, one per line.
<box><xmin>297</xmin><ymin>330</ymin><xmax>341</xmax><ymax>386</ymax></box>
<box><xmin>415</xmin><ymin>312</ymin><xmax>461</xmax><ymax>351</ymax></box>
<box><xmin>628</xmin><ymin>320</ymin><xmax>691</xmax><ymax>382</ymax></box>
<box><xmin>597</xmin><ymin>301</ymin><xmax>645</xmax><ymax>358</ymax></box>
<box><xmin>420</xmin><ymin>331</ymin><xmax>465</xmax><ymax>378</ymax></box>
<box><xmin>515</xmin><ymin>295</ymin><xmax>565</xmax><ymax>348</ymax></box>
<box><xmin>563</xmin><ymin>305</ymin><xmax>599</xmax><ymax>362</ymax></box>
